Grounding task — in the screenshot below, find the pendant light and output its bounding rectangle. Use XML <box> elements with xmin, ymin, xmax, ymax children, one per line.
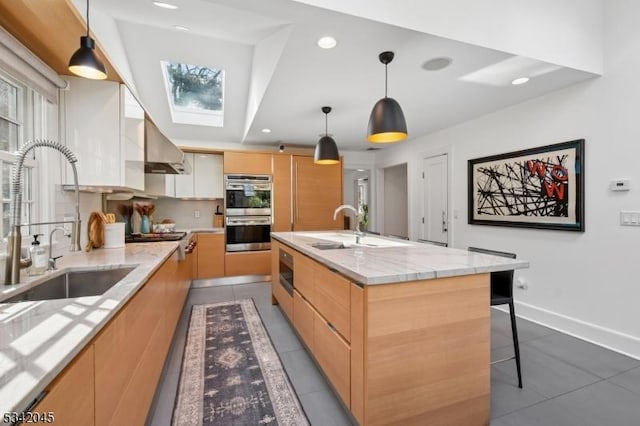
<box><xmin>68</xmin><ymin>0</ymin><xmax>108</xmax><ymax>80</ymax></box>
<box><xmin>367</xmin><ymin>51</ymin><xmax>407</xmax><ymax>143</ymax></box>
<box><xmin>314</xmin><ymin>106</ymin><xmax>340</xmax><ymax>165</ymax></box>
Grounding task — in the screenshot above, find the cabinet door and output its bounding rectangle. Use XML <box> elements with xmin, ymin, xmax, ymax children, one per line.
<box><xmin>175</xmin><ymin>152</ymin><xmax>195</xmax><ymax>197</ymax></box>
<box><xmin>293</xmin><ymin>155</ymin><xmax>343</xmax><ymax>230</ymax></box>
<box><xmin>63</xmin><ymin>76</ymin><xmax>121</xmax><ymax>187</ymax></box>
<box><xmin>196</xmin><ymin>233</ymin><xmax>225</xmax><ymax>278</ymax></box>
<box><xmin>224</xmin><ymin>151</ymin><xmax>273</xmax><ymax>174</ymax></box>
<box><xmin>35</xmin><ymin>346</ymin><xmax>95</xmax><ymax>426</ymax></box>
<box><xmin>293</xmin><ymin>290</ymin><xmax>315</xmax><ymax>351</ymax></box>
<box><xmin>194</xmin><ymin>153</ymin><xmax>223</xmax><ymax>198</ymax></box>
<box><xmin>273</xmin><ymin>154</ymin><xmax>292</xmax><ymax>232</ymax></box>
<box><xmin>314</xmin><ymin>310</ymin><xmax>351</xmax><ymax>407</ymax></box>
<box><xmin>122</xmin><ymin>86</ymin><xmax>144</xmax><ymax>191</ymax></box>
<box><xmin>145</xmin><ymin>174</ymin><xmax>175</xmax><ymax>197</ymax></box>
<box><xmin>313</xmin><ymin>263</ymin><xmax>351</xmax><ymax>342</ymax></box>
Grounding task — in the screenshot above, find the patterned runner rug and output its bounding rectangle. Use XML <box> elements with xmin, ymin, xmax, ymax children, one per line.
<box><xmin>173</xmin><ymin>299</ymin><xmax>309</xmax><ymax>426</ymax></box>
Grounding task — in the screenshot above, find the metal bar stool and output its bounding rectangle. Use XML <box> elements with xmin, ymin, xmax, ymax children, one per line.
<box><xmin>468</xmin><ymin>246</ymin><xmax>523</xmax><ymax>388</ymax></box>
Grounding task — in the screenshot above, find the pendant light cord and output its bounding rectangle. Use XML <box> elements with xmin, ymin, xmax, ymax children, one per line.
<box><xmin>325</xmin><ymin>112</ymin><xmax>328</xmax><ymax>136</ymax></box>
<box><xmin>86</xmin><ymin>0</ymin><xmax>90</xmax><ymax>37</ymax></box>
<box><xmin>384</xmin><ymin>63</ymin><xmax>388</xmax><ymax>98</ymax></box>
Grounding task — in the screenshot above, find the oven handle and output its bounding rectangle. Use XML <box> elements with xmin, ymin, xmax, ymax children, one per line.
<box><xmin>226</xmin><ymin>217</ymin><xmax>272</xmax><ymax>226</ymax></box>
<box><xmin>226</xmin><ymin>183</ymin><xmax>272</xmax><ymax>191</ymax></box>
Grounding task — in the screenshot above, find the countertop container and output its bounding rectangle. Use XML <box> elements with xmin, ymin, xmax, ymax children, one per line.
<box><xmin>104</xmin><ymin>223</ymin><xmax>125</xmax><ymax>248</ymax></box>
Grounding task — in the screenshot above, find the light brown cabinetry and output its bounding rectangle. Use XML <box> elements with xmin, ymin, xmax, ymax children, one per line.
<box><xmin>292</xmin><ymin>290</ymin><xmax>314</xmax><ymax>351</ymax></box>
<box><xmin>35</xmin><ymin>346</ymin><xmax>95</xmax><ymax>426</ymax></box>
<box><xmin>314</xmin><ymin>309</ymin><xmax>351</xmax><ymax>406</ymax></box>
<box><xmin>224</xmin><ymin>151</ymin><xmax>273</xmax><ymax>174</ymax></box>
<box><xmin>271</xmin><ymin>241</ymin><xmax>491</xmax><ymax>426</ymax></box>
<box><xmin>38</xmin><ymin>251</ymin><xmax>188</xmax><ymax>426</ymax></box>
<box><xmin>197</xmin><ymin>233</ymin><xmax>225</xmax><ymax>279</ymax></box>
<box><xmin>273</xmin><ymin>153</ymin><xmax>292</xmax><ymax>232</ymax></box>
<box><xmin>292</xmin><ymin>155</ymin><xmax>343</xmax><ymax>231</ymax></box>
<box><xmin>225</xmin><ymin>251</ymin><xmax>271</xmax><ymax>276</ymax></box>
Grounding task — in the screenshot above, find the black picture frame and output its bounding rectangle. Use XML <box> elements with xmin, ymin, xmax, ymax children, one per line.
<box><xmin>468</xmin><ymin>139</ymin><xmax>585</xmax><ymax>232</ymax></box>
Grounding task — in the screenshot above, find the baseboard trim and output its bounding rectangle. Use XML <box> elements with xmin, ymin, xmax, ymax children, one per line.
<box><xmin>494</xmin><ymin>302</ymin><xmax>640</xmax><ymax>360</ymax></box>
<box><xmin>191</xmin><ymin>275</ymin><xmax>271</xmax><ymax>288</ymax></box>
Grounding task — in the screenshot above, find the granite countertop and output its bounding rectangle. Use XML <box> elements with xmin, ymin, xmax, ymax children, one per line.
<box><xmin>0</xmin><ymin>242</ymin><xmax>180</xmax><ymax>415</ymax></box>
<box><xmin>272</xmin><ymin>231</ymin><xmax>529</xmax><ymax>285</ymax></box>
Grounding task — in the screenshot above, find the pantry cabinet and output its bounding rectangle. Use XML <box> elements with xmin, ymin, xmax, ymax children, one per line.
<box><xmin>174</xmin><ymin>153</ymin><xmax>223</xmax><ymax>198</ymax></box>
<box><xmin>62</xmin><ymin>76</ymin><xmax>144</xmax><ymax>190</ymax></box>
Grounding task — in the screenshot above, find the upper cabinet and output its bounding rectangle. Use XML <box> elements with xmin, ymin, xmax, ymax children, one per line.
<box><xmin>224</xmin><ymin>151</ymin><xmax>273</xmax><ymax>175</ymax></box>
<box><xmin>62</xmin><ymin>76</ymin><xmax>144</xmax><ymax>190</ymax></box>
<box><xmin>293</xmin><ymin>155</ymin><xmax>343</xmax><ymax>231</ymax></box>
<box><xmin>175</xmin><ymin>153</ymin><xmax>223</xmax><ymax>198</ymax></box>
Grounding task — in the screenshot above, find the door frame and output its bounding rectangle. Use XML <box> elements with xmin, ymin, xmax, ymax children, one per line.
<box><xmin>421</xmin><ymin>146</ymin><xmax>453</xmax><ymax>245</ymax></box>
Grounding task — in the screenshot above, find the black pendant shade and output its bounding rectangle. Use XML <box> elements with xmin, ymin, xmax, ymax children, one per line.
<box><xmin>68</xmin><ymin>0</ymin><xmax>107</xmax><ymax>80</ymax></box>
<box><xmin>367</xmin><ymin>51</ymin><xmax>407</xmax><ymax>143</ymax></box>
<box><xmin>314</xmin><ymin>106</ymin><xmax>340</xmax><ymax>165</ymax></box>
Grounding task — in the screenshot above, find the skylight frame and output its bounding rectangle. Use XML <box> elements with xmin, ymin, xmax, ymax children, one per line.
<box><xmin>160</xmin><ymin>60</ymin><xmax>225</xmax><ymax>127</ymax></box>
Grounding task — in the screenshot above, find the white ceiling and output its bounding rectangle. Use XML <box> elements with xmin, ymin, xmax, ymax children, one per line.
<box><xmin>92</xmin><ymin>0</ymin><xmax>597</xmax><ymax>151</ymax></box>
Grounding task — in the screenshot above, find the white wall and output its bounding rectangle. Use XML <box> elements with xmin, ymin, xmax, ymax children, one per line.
<box><xmin>383</xmin><ymin>163</ymin><xmax>408</xmax><ymax>238</ymax></box>
<box><xmin>292</xmin><ymin>0</ymin><xmax>603</xmax><ymax>74</ymax></box>
<box><xmin>375</xmin><ymin>0</ymin><xmax>640</xmax><ymax>358</ymax></box>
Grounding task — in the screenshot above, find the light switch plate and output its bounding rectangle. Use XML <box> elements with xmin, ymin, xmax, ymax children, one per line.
<box><xmin>620</xmin><ymin>211</ymin><xmax>640</xmax><ymax>226</ymax></box>
<box><xmin>610</xmin><ymin>179</ymin><xmax>631</xmax><ymax>191</ymax></box>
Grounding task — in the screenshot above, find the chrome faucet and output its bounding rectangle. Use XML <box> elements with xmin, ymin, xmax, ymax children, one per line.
<box><xmin>47</xmin><ymin>227</ymin><xmax>66</xmax><ymax>271</ymax></box>
<box><xmin>5</xmin><ymin>140</ymin><xmax>81</xmax><ymax>284</ymax></box>
<box><xmin>333</xmin><ymin>204</ymin><xmax>364</xmax><ymax>244</ymax></box>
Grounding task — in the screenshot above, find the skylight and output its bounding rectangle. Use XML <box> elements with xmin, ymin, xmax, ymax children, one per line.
<box><xmin>160</xmin><ymin>61</ymin><xmax>225</xmax><ymax>127</ymax></box>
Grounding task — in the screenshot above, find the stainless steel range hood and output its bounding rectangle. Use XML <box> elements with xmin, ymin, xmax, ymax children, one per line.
<box><xmin>144</xmin><ymin>119</ymin><xmax>192</xmax><ymax>174</ymax></box>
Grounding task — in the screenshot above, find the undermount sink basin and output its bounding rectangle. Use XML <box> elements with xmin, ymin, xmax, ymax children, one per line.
<box><xmin>3</xmin><ymin>267</ymin><xmax>135</xmax><ymax>303</ymax></box>
<box><xmin>299</xmin><ymin>232</ymin><xmax>410</xmax><ymax>248</ymax></box>
<box><xmin>310</xmin><ymin>242</ymin><xmax>351</xmax><ymax>250</ymax></box>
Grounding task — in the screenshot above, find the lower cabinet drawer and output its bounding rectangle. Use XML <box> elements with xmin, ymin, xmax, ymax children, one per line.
<box><xmin>273</xmin><ymin>278</ymin><xmax>293</xmax><ymax>321</ymax></box>
<box><xmin>293</xmin><ymin>290</ymin><xmax>315</xmax><ymax>351</ymax></box>
<box><xmin>313</xmin><ymin>310</ymin><xmax>351</xmax><ymax>408</ymax></box>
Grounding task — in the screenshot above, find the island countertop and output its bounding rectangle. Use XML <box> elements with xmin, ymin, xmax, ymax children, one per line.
<box><xmin>0</xmin><ymin>242</ymin><xmax>179</xmax><ymax>415</ymax></box>
<box><xmin>271</xmin><ymin>231</ymin><xmax>528</xmax><ymax>285</ymax></box>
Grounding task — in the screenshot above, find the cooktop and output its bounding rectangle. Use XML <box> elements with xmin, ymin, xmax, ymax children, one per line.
<box><xmin>125</xmin><ymin>232</ymin><xmax>187</xmax><ymax>243</ymax></box>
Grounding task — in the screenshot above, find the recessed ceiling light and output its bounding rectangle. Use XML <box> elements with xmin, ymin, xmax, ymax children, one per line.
<box><xmin>356</xmin><ymin>169</ymin><xmax>366</xmax><ymax>172</ymax></box>
<box><xmin>422</xmin><ymin>57</ymin><xmax>452</xmax><ymax>71</ymax></box>
<box><xmin>174</xmin><ymin>25</ymin><xmax>190</xmax><ymax>31</ymax></box>
<box><xmin>511</xmin><ymin>77</ymin><xmax>530</xmax><ymax>85</ymax></box>
<box><xmin>317</xmin><ymin>36</ymin><xmax>337</xmax><ymax>49</ymax></box>
<box><xmin>261</xmin><ymin>128</ymin><xmax>271</xmax><ymax>133</ymax></box>
<box><xmin>153</xmin><ymin>2</ymin><xmax>178</xmax><ymax>10</ymax></box>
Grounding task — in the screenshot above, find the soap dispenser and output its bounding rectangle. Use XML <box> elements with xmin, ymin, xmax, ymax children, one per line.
<box><xmin>28</xmin><ymin>234</ymin><xmax>46</xmax><ymax>276</ymax></box>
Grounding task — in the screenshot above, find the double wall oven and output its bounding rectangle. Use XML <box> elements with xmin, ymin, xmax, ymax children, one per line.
<box><xmin>225</xmin><ymin>175</ymin><xmax>272</xmax><ymax>252</ymax></box>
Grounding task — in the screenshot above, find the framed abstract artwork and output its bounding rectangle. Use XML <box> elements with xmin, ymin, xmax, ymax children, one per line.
<box><xmin>468</xmin><ymin>139</ymin><xmax>584</xmax><ymax>232</ymax></box>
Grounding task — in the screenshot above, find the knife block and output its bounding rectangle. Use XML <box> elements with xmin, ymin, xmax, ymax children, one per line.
<box><xmin>214</xmin><ymin>214</ymin><xmax>224</xmax><ymax>228</ymax></box>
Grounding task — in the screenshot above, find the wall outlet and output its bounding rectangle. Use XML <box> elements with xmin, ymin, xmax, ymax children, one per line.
<box><xmin>63</xmin><ymin>215</ymin><xmax>74</xmax><ymax>236</ymax></box>
<box><xmin>194</xmin><ymin>210</ymin><xmax>200</xmax><ymax>218</ymax></box>
<box><xmin>516</xmin><ymin>277</ymin><xmax>528</xmax><ymax>290</ymax></box>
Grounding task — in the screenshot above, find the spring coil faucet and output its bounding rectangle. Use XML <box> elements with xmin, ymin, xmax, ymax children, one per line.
<box><xmin>5</xmin><ymin>139</ymin><xmax>82</xmax><ymax>284</ymax></box>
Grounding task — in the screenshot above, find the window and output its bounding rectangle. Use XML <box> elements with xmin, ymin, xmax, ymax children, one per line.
<box><xmin>0</xmin><ymin>74</ymin><xmax>36</xmax><ymax>238</ymax></box>
<box><xmin>160</xmin><ymin>61</ymin><xmax>225</xmax><ymax>127</ymax></box>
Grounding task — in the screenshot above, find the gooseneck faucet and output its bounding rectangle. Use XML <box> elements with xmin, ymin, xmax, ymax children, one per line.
<box><xmin>5</xmin><ymin>139</ymin><xmax>81</xmax><ymax>284</ymax></box>
<box><xmin>333</xmin><ymin>204</ymin><xmax>364</xmax><ymax>244</ymax></box>
<box><xmin>47</xmin><ymin>227</ymin><xmax>66</xmax><ymax>271</ymax></box>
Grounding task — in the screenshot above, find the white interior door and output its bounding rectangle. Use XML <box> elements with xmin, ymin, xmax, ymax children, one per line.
<box><xmin>423</xmin><ymin>154</ymin><xmax>448</xmax><ymax>244</ymax></box>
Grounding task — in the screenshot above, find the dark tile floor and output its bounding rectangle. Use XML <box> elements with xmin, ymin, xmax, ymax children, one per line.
<box><xmin>148</xmin><ymin>280</ymin><xmax>640</xmax><ymax>426</ymax></box>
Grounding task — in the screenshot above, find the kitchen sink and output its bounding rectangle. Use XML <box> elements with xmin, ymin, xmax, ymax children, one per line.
<box><xmin>300</xmin><ymin>232</ymin><xmax>411</xmax><ymax>248</ymax></box>
<box><xmin>3</xmin><ymin>267</ymin><xmax>135</xmax><ymax>303</ymax></box>
<box><xmin>310</xmin><ymin>242</ymin><xmax>352</xmax><ymax>250</ymax></box>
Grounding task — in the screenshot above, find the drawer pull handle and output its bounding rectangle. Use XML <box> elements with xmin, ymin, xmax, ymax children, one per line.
<box><xmin>326</xmin><ymin>321</ymin><xmax>337</xmax><ymax>332</ymax></box>
<box><xmin>328</xmin><ymin>267</ymin><xmax>338</xmax><ymax>273</ymax></box>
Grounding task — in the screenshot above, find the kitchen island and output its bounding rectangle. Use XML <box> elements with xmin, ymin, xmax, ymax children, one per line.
<box><xmin>0</xmin><ymin>241</ymin><xmax>190</xmax><ymax>424</ymax></box>
<box><xmin>271</xmin><ymin>231</ymin><xmax>528</xmax><ymax>426</ymax></box>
